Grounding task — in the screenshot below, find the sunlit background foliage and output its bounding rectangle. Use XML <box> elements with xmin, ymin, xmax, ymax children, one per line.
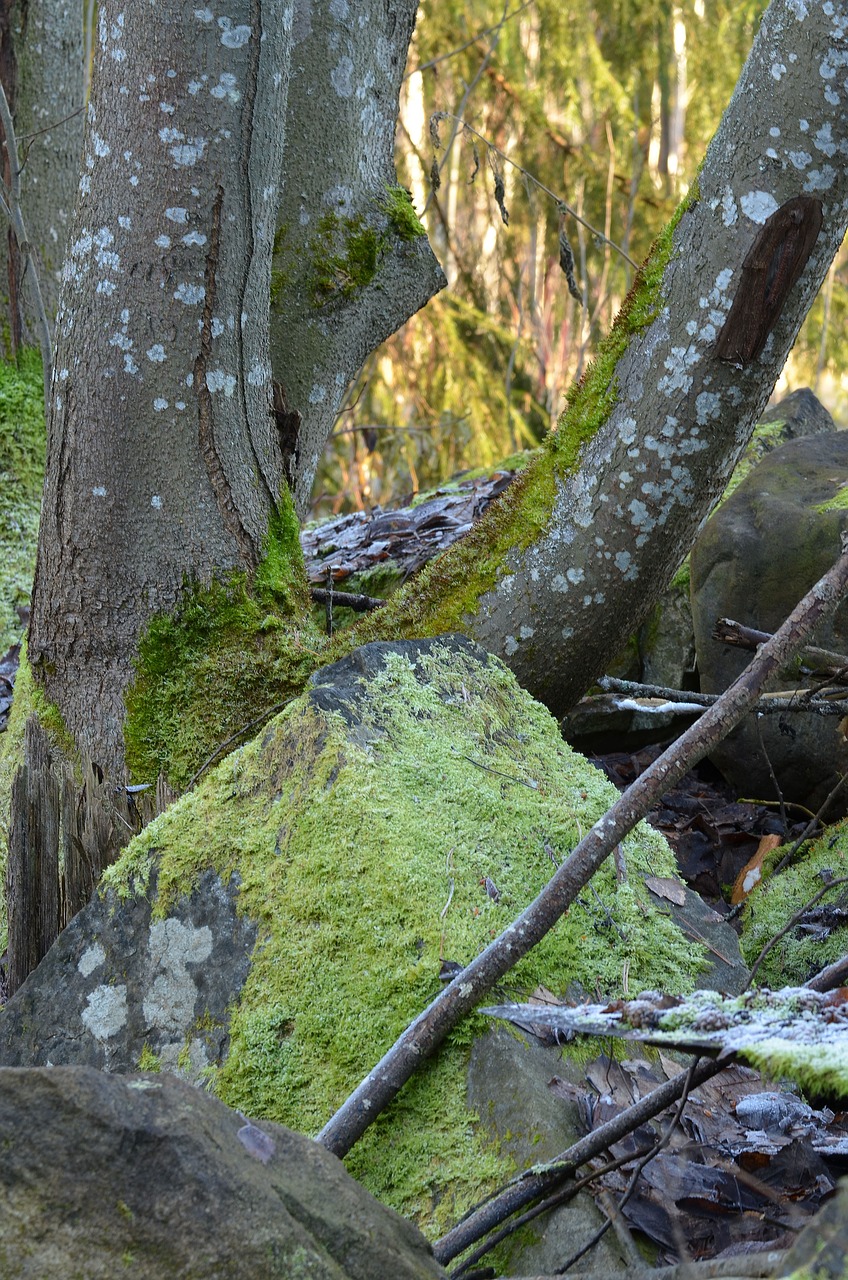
<box><xmin>312</xmin><ymin>0</ymin><xmax>848</xmax><ymax>517</ymax></box>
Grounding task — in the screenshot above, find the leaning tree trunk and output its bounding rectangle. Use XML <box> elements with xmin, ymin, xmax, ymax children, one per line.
<box><xmin>356</xmin><ymin>0</ymin><xmax>848</xmax><ymax>716</ymax></box>
<box><xmin>27</xmin><ymin>1</ymin><xmax>291</xmax><ymax>772</ymax></box>
<box><xmin>0</xmin><ymin>0</ymin><xmax>84</xmax><ymax>347</ymax></box>
<box><xmin>269</xmin><ymin>0</ymin><xmax>445</xmax><ymax>516</ymax></box>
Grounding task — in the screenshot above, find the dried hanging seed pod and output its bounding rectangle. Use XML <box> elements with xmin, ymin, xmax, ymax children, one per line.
<box><xmin>557</xmin><ymin>206</ymin><xmax>582</xmax><ymax>302</ymax></box>
<box><xmin>429</xmin><ymin>157</ymin><xmax>441</xmax><ymax>194</ymax></box>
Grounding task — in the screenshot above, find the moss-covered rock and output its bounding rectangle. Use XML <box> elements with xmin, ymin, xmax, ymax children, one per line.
<box><xmin>0</xmin><ymin>637</ymin><xmax>713</xmax><ymax>1249</ymax></box>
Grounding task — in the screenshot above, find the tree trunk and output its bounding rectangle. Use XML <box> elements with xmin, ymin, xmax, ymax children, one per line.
<box><xmin>355</xmin><ymin>0</ymin><xmax>848</xmax><ymax>716</ymax></box>
<box><xmin>27</xmin><ymin>1</ymin><xmax>291</xmax><ymax>772</ymax></box>
<box><xmin>269</xmin><ymin>0</ymin><xmax>445</xmax><ymax>516</ymax></box>
<box><xmin>0</xmin><ymin>0</ymin><xmax>84</xmax><ymax>346</ymax></box>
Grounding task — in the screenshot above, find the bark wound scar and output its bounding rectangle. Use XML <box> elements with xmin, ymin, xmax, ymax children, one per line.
<box><xmin>195</xmin><ymin>184</ymin><xmax>257</xmax><ymax>566</ymax></box>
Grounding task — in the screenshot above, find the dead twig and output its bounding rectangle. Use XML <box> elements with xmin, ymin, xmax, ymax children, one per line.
<box><xmin>746</xmin><ymin>873</ymin><xmax>848</xmax><ymax>988</ymax></box>
<box><xmin>316</xmin><ymin>541</ymin><xmax>848</xmax><ymax>1161</ymax></box>
<box><xmin>310</xmin><ymin>587</ymin><xmax>385</xmax><ymax>613</ymax></box>
<box><xmin>770</xmin><ymin>771</ymin><xmax>848</xmax><ymax>876</ymax></box>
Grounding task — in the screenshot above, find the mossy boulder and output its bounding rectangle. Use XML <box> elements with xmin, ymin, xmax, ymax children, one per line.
<box><xmin>691</xmin><ymin>431</ymin><xmax>848</xmax><ymax>813</ymax></box>
<box><xmin>0</xmin><ymin>637</ymin><xmax>731</xmax><ymax>1254</ymax></box>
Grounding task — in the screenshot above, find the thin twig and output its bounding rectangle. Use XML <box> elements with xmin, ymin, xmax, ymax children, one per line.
<box><xmin>597</xmin><ymin>676</ymin><xmax>848</xmax><ymax>716</ymax></box>
<box><xmin>755</xmin><ymin>714</ymin><xmax>789</xmax><ymax>837</ymax></box>
<box><xmin>431</xmin><ymin>113</ymin><xmax>639</xmax><ymax>269</ymax></box>
<box><xmin>770</xmin><ymin>771</ymin><xmax>848</xmax><ymax>876</ymax></box>
<box><xmin>405</xmin><ymin>0</ymin><xmax>535</xmax><ymax>79</ymax></box>
<box><xmin>186</xmin><ymin>700</ymin><xmax>293</xmax><ymax>791</ymax></box>
<box><xmin>317</xmin><ymin>542</ymin><xmax>848</xmax><ymax>1161</ymax></box>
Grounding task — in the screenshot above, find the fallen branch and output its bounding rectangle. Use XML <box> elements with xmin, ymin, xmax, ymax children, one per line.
<box><xmin>316</xmin><ymin>539</ymin><xmax>848</xmax><ymax>1159</ymax></box>
<box><xmin>595</xmin><ymin>676</ymin><xmax>848</xmax><ymax>716</ymax></box>
<box><xmin>310</xmin><ymin>587</ymin><xmax>385</xmax><ymax>613</ymax></box>
<box><xmin>713</xmin><ymin>618</ymin><xmax>848</xmax><ymax>680</ymax></box>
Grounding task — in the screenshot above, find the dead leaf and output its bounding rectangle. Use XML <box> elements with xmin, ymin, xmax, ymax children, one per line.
<box><xmin>731</xmin><ymin>834</ymin><xmax>783</xmax><ymax>904</ymax></box>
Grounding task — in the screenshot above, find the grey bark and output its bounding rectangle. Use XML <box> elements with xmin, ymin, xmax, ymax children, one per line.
<box><xmin>269</xmin><ymin>0</ymin><xmax>445</xmax><ymax>515</ymax></box>
<box><xmin>5</xmin><ymin>716</ymin><xmax>59</xmax><ymax>995</ymax></box>
<box><xmin>28</xmin><ymin>1</ymin><xmax>291</xmax><ymax>770</ymax></box>
<box><xmin>462</xmin><ymin>0</ymin><xmax>848</xmax><ymax>715</ymax></box>
<box><xmin>0</xmin><ymin>0</ymin><xmax>84</xmax><ymax>345</ymax></box>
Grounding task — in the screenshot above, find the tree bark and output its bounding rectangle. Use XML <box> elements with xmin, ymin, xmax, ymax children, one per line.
<box><xmin>0</xmin><ymin>0</ymin><xmax>84</xmax><ymax>345</ymax></box>
<box><xmin>358</xmin><ymin>0</ymin><xmax>848</xmax><ymax>717</ymax></box>
<box><xmin>27</xmin><ymin>1</ymin><xmax>291</xmax><ymax>771</ymax></box>
<box><xmin>268</xmin><ymin>0</ymin><xmax>445</xmax><ymax>515</ymax></box>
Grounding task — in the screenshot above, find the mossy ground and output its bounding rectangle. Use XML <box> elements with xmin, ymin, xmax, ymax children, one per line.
<box><xmin>740</xmin><ymin>818</ymin><xmax>848</xmax><ymax>988</ymax></box>
<box><xmin>104</xmin><ymin>642</ymin><xmax>707</xmax><ymax>1236</ymax></box>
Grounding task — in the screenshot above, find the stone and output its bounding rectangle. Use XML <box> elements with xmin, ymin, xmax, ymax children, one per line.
<box><xmin>0</xmin><ymin>1065</ymin><xmax>446</xmax><ymax>1279</ymax></box>
<box><xmin>0</xmin><ymin>636</ymin><xmax>741</xmax><ymax>1265</ymax></box>
<box><xmin>690</xmin><ymin>431</ymin><xmax>848</xmax><ymax>813</ymax></box>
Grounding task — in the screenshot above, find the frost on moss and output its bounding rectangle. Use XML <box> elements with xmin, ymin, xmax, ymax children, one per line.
<box><xmin>740</xmin><ymin>818</ymin><xmax>848</xmax><ymax>988</ymax></box>
<box><xmin>104</xmin><ymin>640</ymin><xmax>706</xmax><ymax>1233</ymax></box>
<box><xmin>0</xmin><ymin>349</ymin><xmax>45</xmax><ymax>653</ymax></box>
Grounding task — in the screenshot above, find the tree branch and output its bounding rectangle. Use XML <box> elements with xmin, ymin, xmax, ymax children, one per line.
<box><xmin>316</xmin><ymin>538</ymin><xmax>848</xmax><ymax>1159</ymax></box>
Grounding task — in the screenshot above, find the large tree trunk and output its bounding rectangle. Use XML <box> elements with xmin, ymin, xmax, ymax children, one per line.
<box><xmin>27</xmin><ymin>1</ymin><xmax>291</xmax><ymax>771</ymax></box>
<box><xmin>0</xmin><ymin>0</ymin><xmax>84</xmax><ymax>346</ymax></box>
<box><xmin>269</xmin><ymin>0</ymin><xmax>445</xmax><ymax>516</ymax></box>
<box><xmin>355</xmin><ymin>0</ymin><xmax>848</xmax><ymax>716</ymax></box>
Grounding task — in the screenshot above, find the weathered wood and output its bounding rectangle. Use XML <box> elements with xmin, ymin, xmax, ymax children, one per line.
<box><xmin>5</xmin><ymin>716</ymin><xmax>59</xmax><ymax>995</ymax></box>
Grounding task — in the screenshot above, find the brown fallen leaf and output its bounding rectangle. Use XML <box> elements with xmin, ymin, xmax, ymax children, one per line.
<box><xmin>731</xmin><ymin>833</ymin><xmax>783</xmax><ymax>904</ymax></box>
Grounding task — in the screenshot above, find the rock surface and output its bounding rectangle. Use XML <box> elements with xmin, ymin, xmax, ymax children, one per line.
<box><xmin>0</xmin><ymin>1065</ymin><xmax>446</xmax><ymax>1280</ymax></box>
<box><xmin>0</xmin><ymin>636</ymin><xmax>744</xmax><ymax>1263</ymax></box>
<box><xmin>690</xmin><ymin>431</ymin><xmax>848</xmax><ymax>813</ymax></box>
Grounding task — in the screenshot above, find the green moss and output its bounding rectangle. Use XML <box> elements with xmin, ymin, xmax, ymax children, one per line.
<box><xmin>378</xmin><ymin>184</ymin><xmax>427</xmax><ymax>241</ymax></box>
<box><xmin>137</xmin><ymin>1044</ymin><xmax>161</xmax><ymax>1072</ymax></box>
<box><xmin>0</xmin><ymin>348</ymin><xmax>45</xmax><ymax>653</ymax></box>
<box><xmin>815</xmin><ymin>485</ymin><xmax>848</xmax><ymax>514</ymax></box>
<box><xmin>103</xmin><ymin>642</ymin><xmax>706</xmax><ymax>1235</ymax></box>
<box><xmin>309</xmin><ymin>210</ymin><xmax>384</xmax><ymax>306</ymax></box>
<box><xmin>123</xmin><ymin>491</ymin><xmax>329</xmax><ymax>789</ymax></box>
<box><xmin>739</xmin><ymin>818</ymin><xmax>848</xmax><ymax>986</ymax></box>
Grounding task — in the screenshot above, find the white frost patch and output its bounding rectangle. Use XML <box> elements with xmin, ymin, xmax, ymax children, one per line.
<box><xmin>695</xmin><ymin>391</ymin><xmax>722</xmax><ymax>424</ymax></box>
<box><xmin>805</xmin><ymin>167</ymin><xmax>836</xmax><ymax>191</ymax></box>
<box><xmin>331</xmin><ymin>55</ymin><xmax>354</xmax><ymax>97</ymax></box>
<box><xmin>82</xmin><ymin>984</ymin><xmax>128</xmax><ymax>1039</ymax></box>
<box><xmin>174</xmin><ymin>282</ymin><xmax>205</xmax><ymax>304</ymax></box>
<box><xmin>206</xmin><ymin>369</ymin><xmax>237</xmax><ymax>396</ymax></box>
<box><xmin>788</xmin><ymin>150</ymin><xmax>812</xmax><ymax>170</ymax></box>
<box><xmin>770</xmin><ymin>62</ymin><xmax>787</xmax><ymax>80</ymax></box>
<box><xmin>78</xmin><ymin>944</ymin><xmax>106</xmax><ymax>976</ymax></box>
<box><xmin>165</xmin><ymin>206</ymin><xmax>188</xmax><ymax>223</ymax></box>
<box><xmin>218</xmin><ymin>18</ymin><xmax>251</xmax><ymax>47</ymax></box>
<box><xmin>153</xmin><ymin>398</ymin><xmax>168</xmax><ymax>411</ymax></box>
<box><xmin>151</xmin><ymin>495</ymin><xmax>162</xmax><ymax>508</ymax></box>
<box><xmin>155</xmin><ymin>235</ymin><xmax>171</xmax><ymax>249</ymax></box>
<box><xmin>740</xmin><ymin>191</ymin><xmax>779</xmax><ymax>223</ymax></box>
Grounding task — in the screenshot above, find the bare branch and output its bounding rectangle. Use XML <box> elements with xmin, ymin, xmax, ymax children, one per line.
<box><xmin>316</xmin><ymin>540</ymin><xmax>848</xmax><ymax>1159</ymax></box>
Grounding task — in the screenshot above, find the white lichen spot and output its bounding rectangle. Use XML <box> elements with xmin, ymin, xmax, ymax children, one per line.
<box><xmin>206</xmin><ymin>369</ymin><xmax>237</xmax><ymax>396</ymax></box>
<box><xmin>740</xmin><ymin>191</ymin><xmax>779</xmax><ymax>223</ymax></box>
<box><xmin>247</xmin><ymin>361</ymin><xmax>267</xmax><ymax>386</ymax></box>
<box><xmin>92</xmin><ymin>131</ymin><xmax>110</xmax><ymax>157</ymax></box>
<box><xmin>91</xmin><ymin>485</ymin><xmax>107</xmax><ymax>497</ymax></box>
<box><xmin>82</xmin><ymin>984</ymin><xmax>128</xmax><ymax>1039</ymax></box>
<box><xmin>160</xmin><ymin>102</ymin><xmax>175</xmax><ymax>115</ymax></box>
<box><xmin>657</xmin><ymin>345</ymin><xmax>700</xmax><ymax>397</ymax></box>
<box><xmin>96</xmin><ymin>280</ymin><xmax>116</xmax><ymax>296</ymax></box>
<box><xmin>550</xmin><ymin>574</ymin><xmax>569</xmax><ymax>594</ymax></box>
<box><xmin>165</xmin><ymin>207</ymin><xmax>188</xmax><ymax>224</ymax></box>
<box><xmin>788</xmin><ymin>150</ymin><xmax>812</xmax><ymax>170</ymax></box>
<box><xmin>695</xmin><ymin>391</ymin><xmax>722</xmax><ymax>424</ymax></box>
<box><xmin>309</xmin><ymin>384</ymin><xmax>327</xmax><ymax>405</ymax></box>
<box><xmin>186</xmin><ymin>372</ymin><xmax>194</xmax><ymax>387</ymax></box>
<box><xmin>504</xmin><ymin>635</ymin><xmax>518</xmax><ymax>656</ymax></box>
<box><xmin>615</xmin><ymin>550</ymin><xmax>631</xmax><ymax>573</ymax></box>
<box><xmin>799</xmin><ymin>118</ymin><xmax>810</xmax><ymax>131</ymax></box>
<box><xmin>174</xmin><ymin>282</ymin><xmax>205</xmax><ymax>304</ymax></box>
<box><xmin>566</xmin><ymin>567</ymin><xmax>584</xmax><ymax>585</ymax></box>
<box><xmin>805</xmin><ymin>166</ymin><xmax>836</xmax><ymax>191</ymax></box>
<box><xmin>153</xmin><ymin>398</ymin><xmax>168</xmax><ymax>411</ymax></box>
<box><xmin>187</xmin><ymin>79</ymin><xmax>202</xmax><ymax>95</ymax></box>
<box><xmin>130</xmin><ymin>175</ymin><xmax>139</xmax><ymax>186</ymax></box>
<box><xmin>151</xmin><ymin>495</ymin><xmax>162</xmax><ymax>508</ymax></box>
<box><xmin>619</xmin><ymin>416</ymin><xmax>637</xmax><ymax>445</ymax></box>
<box><xmin>786</xmin><ymin>0</ymin><xmax>808</xmax><ymax>15</ymax></box>
<box><xmin>118</xmin><ymin>215</ymin><xmax>131</xmax><ymax>229</ymax></box>
<box><xmin>561</xmin><ymin>626</ymin><xmax>574</xmax><ymax>640</ymax></box>
<box><xmin>194</xmin><ymin>7</ymin><xmax>213</xmax><ymax>20</ymax></box>
<box><xmin>211</xmin><ymin>317</ymin><xmax>224</xmax><ymax>338</ymax></box>
<box><xmin>78</xmin><ymin>944</ymin><xmax>106</xmax><ymax>976</ymax></box>
<box><xmin>147</xmin><ymin>344</ymin><xmax>166</xmax><ymax>362</ymax></box>
<box><xmin>720</xmin><ymin>186</ymin><xmax>737</xmax><ymax>226</ymax></box>
<box><xmin>331</xmin><ymin>55</ymin><xmax>354</xmax><ymax>97</ymax></box>
<box><xmin>210</xmin><ymin>71</ymin><xmax>240</xmax><ymax>102</ymax></box>
<box><xmin>771</xmin><ymin>62</ymin><xmax>787</xmax><ymax>80</ymax></box>
<box><xmin>218</xmin><ymin>17</ymin><xmax>251</xmax><ymax>47</ymax></box>
<box><xmin>124</xmin><ymin>354</ymin><xmax>138</xmax><ymax>375</ymax></box>
<box><xmin>519</xmin><ymin>625</ymin><xmax>535</xmax><ymax>640</ymax></box>
<box><xmin>171</xmin><ymin>139</ymin><xmax>207</xmax><ymax>167</ymax></box>
<box><xmin>182</xmin><ymin>230</ymin><xmax>207</xmax><ymax>246</ymax></box>
<box><xmin>175</xmin><ymin>400</ymin><xmax>186</xmax><ymax>411</ymax></box>
<box><xmin>769</xmin><ymin>126</ymin><xmax>781</xmax><ymax>138</ymax></box>
<box><xmin>155</xmin><ymin>234</ymin><xmax>171</xmax><ymax>249</ymax></box>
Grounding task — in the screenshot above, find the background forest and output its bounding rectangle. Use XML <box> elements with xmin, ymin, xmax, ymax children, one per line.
<box><xmin>316</xmin><ymin>0</ymin><xmax>847</xmax><ymax>517</ymax></box>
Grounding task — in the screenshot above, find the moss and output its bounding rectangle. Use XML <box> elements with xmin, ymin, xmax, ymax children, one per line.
<box><xmin>815</xmin><ymin>484</ymin><xmax>848</xmax><ymax>515</ymax></box>
<box><xmin>103</xmin><ymin>642</ymin><xmax>706</xmax><ymax>1235</ymax></box>
<box><xmin>740</xmin><ymin>819</ymin><xmax>848</xmax><ymax>987</ymax></box>
<box><xmin>344</xmin><ymin>188</ymin><xmax>699</xmax><ymax>648</ymax></box>
<box><xmin>0</xmin><ymin>348</ymin><xmax>45</xmax><ymax>653</ymax></box>
<box><xmin>123</xmin><ymin>491</ymin><xmax>329</xmax><ymax>789</ymax></box>
<box><xmin>137</xmin><ymin>1044</ymin><xmax>161</xmax><ymax>1072</ymax></box>
<box><xmin>309</xmin><ymin>210</ymin><xmax>384</xmax><ymax>307</ymax></box>
<box><xmin>378</xmin><ymin>184</ymin><xmax>427</xmax><ymax>241</ymax></box>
